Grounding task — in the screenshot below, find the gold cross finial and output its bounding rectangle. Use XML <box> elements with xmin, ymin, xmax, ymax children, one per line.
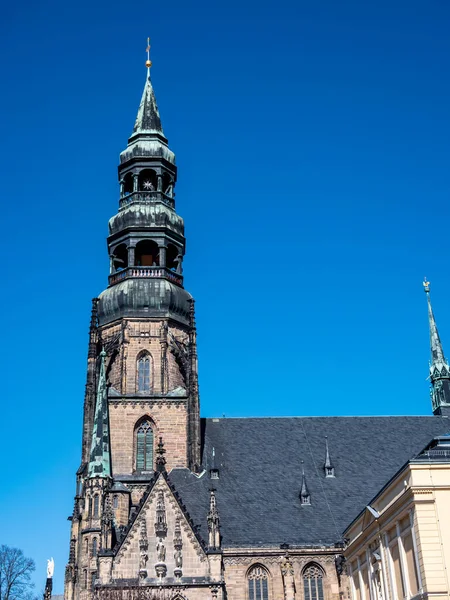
<box><xmin>423</xmin><ymin>277</ymin><xmax>430</xmax><ymax>293</ymax></box>
<box><xmin>145</xmin><ymin>37</ymin><xmax>152</xmax><ymax>72</ymax></box>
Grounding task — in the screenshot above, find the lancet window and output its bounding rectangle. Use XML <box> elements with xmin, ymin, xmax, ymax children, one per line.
<box><xmin>92</xmin><ymin>537</ymin><xmax>98</xmax><ymax>558</ymax></box>
<box><xmin>137</xmin><ymin>352</ymin><xmax>151</xmax><ymax>392</ymax></box>
<box><xmin>93</xmin><ymin>494</ymin><xmax>99</xmax><ymax>518</ymax></box>
<box><xmin>136</xmin><ymin>419</ymin><xmax>154</xmax><ymax>471</ymax></box>
<box><xmin>303</xmin><ymin>564</ymin><xmax>324</xmax><ymax>600</ymax></box>
<box><xmin>248</xmin><ymin>565</ymin><xmax>269</xmax><ymax>600</ymax></box>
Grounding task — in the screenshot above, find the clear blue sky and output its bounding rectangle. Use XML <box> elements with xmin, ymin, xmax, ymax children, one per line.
<box><xmin>1</xmin><ymin>0</ymin><xmax>450</xmax><ymax>594</ymax></box>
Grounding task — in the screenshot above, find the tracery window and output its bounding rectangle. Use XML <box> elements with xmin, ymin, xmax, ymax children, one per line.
<box><xmin>248</xmin><ymin>565</ymin><xmax>269</xmax><ymax>600</ymax></box>
<box><xmin>92</xmin><ymin>537</ymin><xmax>98</xmax><ymax>558</ymax></box>
<box><xmin>303</xmin><ymin>564</ymin><xmax>324</xmax><ymax>600</ymax></box>
<box><xmin>136</xmin><ymin>419</ymin><xmax>154</xmax><ymax>471</ymax></box>
<box><xmin>93</xmin><ymin>494</ymin><xmax>99</xmax><ymax>518</ymax></box>
<box><xmin>137</xmin><ymin>353</ymin><xmax>151</xmax><ymax>392</ymax></box>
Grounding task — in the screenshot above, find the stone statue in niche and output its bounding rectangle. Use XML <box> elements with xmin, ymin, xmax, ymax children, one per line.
<box><xmin>174</xmin><ymin>549</ymin><xmax>183</xmax><ymax>569</ymax></box>
<box><xmin>281</xmin><ymin>553</ymin><xmax>296</xmax><ymax>600</ymax></box>
<box><xmin>139</xmin><ymin>549</ymin><xmax>148</xmax><ymax>570</ymax></box>
<box><xmin>156</xmin><ymin>539</ymin><xmax>166</xmax><ymax>563</ymax></box>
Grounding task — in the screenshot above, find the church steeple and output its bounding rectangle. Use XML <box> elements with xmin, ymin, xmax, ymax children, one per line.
<box><xmin>423</xmin><ymin>279</ymin><xmax>450</xmax><ymax>415</ymax></box>
<box><xmin>87</xmin><ymin>349</ymin><xmax>111</xmax><ymax>478</ymax></box>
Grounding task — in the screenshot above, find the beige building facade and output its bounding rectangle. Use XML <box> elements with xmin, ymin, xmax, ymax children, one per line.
<box><xmin>344</xmin><ymin>436</ymin><xmax>450</xmax><ymax>600</ymax></box>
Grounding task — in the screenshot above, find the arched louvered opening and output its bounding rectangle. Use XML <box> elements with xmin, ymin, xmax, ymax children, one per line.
<box><xmin>123</xmin><ymin>172</ymin><xmax>134</xmax><ymax>195</ymax></box>
<box><xmin>167</xmin><ymin>243</ymin><xmax>181</xmax><ymax>271</ymax></box>
<box><xmin>138</xmin><ymin>168</ymin><xmax>157</xmax><ymax>191</ymax></box>
<box><xmin>112</xmin><ymin>243</ymin><xmax>128</xmax><ymax>272</ymax></box>
<box><xmin>162</xmin><ymin>172</ymin><xmax>174</xmax><ymax>197</ymax></box>
<box><xmin>135</xmin><ymin>240</ymin><xmax>159</xmax><ymax>266</ymax></box>
<box><xmin>136</xmin><ymin>352</ymin><xmax>152</xmax><ymax>392</ymax></box>
<box><xmin>247</xmin><ymin>565</ymin><xmax>270</xmax><ymax>600</ymax></box>
<box><xmin>135</xmin><ymin>418</ymin><xmax>154</xmax><ymax>472</ymax></box>
<box><xmin>303</xmin><ymin>564</ymin><xmax>324</xmax><ymax>600</ymax></box>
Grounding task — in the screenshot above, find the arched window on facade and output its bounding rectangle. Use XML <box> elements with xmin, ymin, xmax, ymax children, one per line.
<box><xmin>84</xmin><ymin>539</ymin><xmax>89</xmax><ymax>555</ymax></box>
<box><xmin>137</xmin><ymin>352</ymin><xmax>151</xmax><ymax>392</ymax></box>
<box><xmin>113</xmin><ymin>495</ymin><xmax>119</xmax><ymax>509</ymax></box>
<box><xmin>248</xmin><ymin>565</ymin><xmax>269</xmax><ymax>600</ymax></box>
<box><xmin>92</xmin><ymin>537</ymin><xmax>98</xmax><ymax>558</ymax></box>
<box><xmin>93</xmin><ymin>494</ymin><xmax>99</xmax><ymax>518</ymax></box>
<box><xmin>303</xmin><ymin>564</ymin><xmax>324</xmax><ymax>600</ymax></box>
<box><xmin>83</xmin><ymin>570</ymin><xmax>88</xmax><ymax>589</ymax></box>
<box><xmin>136</xmin><ymin>418</ymin><xmax>154</xmax><ymax>471</ymax></box>
<box><xmin>88</xmin><ymin>496</ymin><xmax>92</xmax><ymax>517</ymax></box>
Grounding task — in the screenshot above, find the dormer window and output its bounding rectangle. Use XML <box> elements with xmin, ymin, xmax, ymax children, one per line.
<box><xmin>325</xmin><ymin>466</ymin><xmax>335</xmax><ymax>478</ymax></box>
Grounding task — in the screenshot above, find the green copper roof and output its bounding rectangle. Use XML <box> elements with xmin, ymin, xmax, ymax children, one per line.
<box><xmin>88</xmin><ymin>350</ymin><xmax>111</xmax><ymax>478</ymax></box>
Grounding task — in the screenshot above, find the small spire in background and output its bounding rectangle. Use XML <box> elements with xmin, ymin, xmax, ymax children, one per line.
<box><xmin>423</xmin><ymin>279</ymin><xmax>450</xmax><ymax>414</ymax></box>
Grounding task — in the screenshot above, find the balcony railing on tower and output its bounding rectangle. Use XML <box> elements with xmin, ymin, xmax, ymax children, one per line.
<box><xmin>119</xmin><ymin>191</ymin><xmax>174</xmax><ymax>209</ymax></box>
<box><xmin>108</xmin><ymin>266</ymin><xmax>183</xmax><ymax>287</ymax></box>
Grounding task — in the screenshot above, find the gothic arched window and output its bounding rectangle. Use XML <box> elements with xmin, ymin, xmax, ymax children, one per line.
<box><xmin>93</xmin><ymin>494</ymin><xmax>99</xmax><ymax>518</ymax></box>
<box><xmin>92</xmin><ymin>537</ymin><xmax>98</xmax><ymax>558</ymax></box>
<box><xmin>248</xmin><ymin>565</ymin><xmax>269</xmax><ymax>600</ymax></box>
<box><xmin>137</xmin><ymin>353</ymin><xmax>151</xmax><ymax>392</ymax></box>
<box><xmin>136</xmin><ymin>419</ymin><xmax>154</xmax><ymax>471</ymax></box>
<box><xmin>83</xmin><ymin>570</ymin><xmax>87</xmax><ymax>589</ymax></box>
<box><xmin>303</xmin><ymin>564</ymin><xmax>324</xmax><ymax>600</ymax></box>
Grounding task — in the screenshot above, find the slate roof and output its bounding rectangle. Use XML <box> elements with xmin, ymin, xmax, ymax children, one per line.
<box><xmin>169</xmin><ymin>416</ymin><xmax>450</xmax><ymax>548</ymax></box>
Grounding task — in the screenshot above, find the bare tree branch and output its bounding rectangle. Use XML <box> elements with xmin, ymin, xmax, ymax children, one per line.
<box><xmin>0</xmin><ymin>546</ymin><xmax>36</xmax><ymax>600</ymax></box>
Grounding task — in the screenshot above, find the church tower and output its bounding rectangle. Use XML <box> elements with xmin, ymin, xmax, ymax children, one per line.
<box><xmin>65</xmin><ymin>46</ymin><xmax>204</xmax><ymax>600</ymax></box>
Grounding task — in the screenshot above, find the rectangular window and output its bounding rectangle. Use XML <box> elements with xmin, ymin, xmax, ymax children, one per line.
<box><xmin>391</xmin><ymin>542</ymin><xmax>405</xmax><ymax>600</ymax></box>
<box><xmin>403</xmin><ymin>532</ymin><xmax>419</xmax><ymax>596</ymax></box>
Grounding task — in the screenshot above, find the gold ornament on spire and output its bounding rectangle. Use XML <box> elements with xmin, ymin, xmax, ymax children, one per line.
<box><xmin>423</xmin><ymin>277</ymin><xmax>430</xmax><ymax>293</ymax></box>
<box><xmin>145</xmin><ymin>37</ymin><xmax>152</xmax><ymax>69</ymax></box>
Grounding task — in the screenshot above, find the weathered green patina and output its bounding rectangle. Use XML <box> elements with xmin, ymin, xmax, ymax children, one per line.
<box><xmin>87</xmin><ymin>349</ymin><xmax>111</xmax><ymax>478</ymax></box>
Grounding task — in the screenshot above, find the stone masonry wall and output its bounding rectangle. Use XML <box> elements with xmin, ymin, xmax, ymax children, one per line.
<box><xmin>109</xmin><ymin>400</ymin><xmax>188</xmax><ymax>474</ymax></box>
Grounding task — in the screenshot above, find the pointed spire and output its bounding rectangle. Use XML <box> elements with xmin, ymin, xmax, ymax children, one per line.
<box><xmin>88</xmin><ymin>349</ymin><xmax>111</xmax><ymax>478</ymax></box>
<box><xmin>324</xmin><ymin>436</ymin><xmax>335</xmax><ymax>478</ymax></box>
<box><xmin>299</xmin><ymin>461</ymin><xmax>311</xmax><ymax>506</ymax></box>
<box><xmin>132</xmin><ymin>75</ymin><xmax>164</xmax><ymax>136</ymax></box>
<box><xmin>207</xmin><ymin>489</ymin><xmax>221</xmax><ymax>549</ymax></box>
<box><xmin>423</xmin><ymin>279</ymin><xmax>450</xmax><ymax>414</ymax></box>
<box><xmin>424</xmin><ymin>278</ymin><xmax>446</xmax><ymax>364</ymax></box>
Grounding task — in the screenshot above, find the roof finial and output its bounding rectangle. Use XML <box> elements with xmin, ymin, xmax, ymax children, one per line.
<box><xmin>156</xmin><ymin>437</ymin><xmax>167</xmax><ymax>472</ymax></box>
<box><xmin>145</xmin><ymin>37</ymin><xmax>152</xmax><ymax>77</ymax></box>
<box><xmin>324</xmin><ymin>436</ymin><xmax>335</xmax><ymax>477</ymax></box>
<box><xmin>300</xmin><ymin>460</ymin><xmax>311</xmax><ymax>506</ymax></box>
